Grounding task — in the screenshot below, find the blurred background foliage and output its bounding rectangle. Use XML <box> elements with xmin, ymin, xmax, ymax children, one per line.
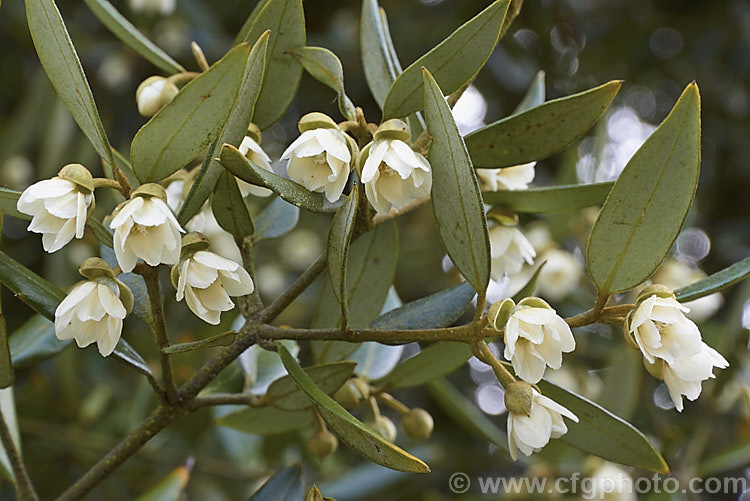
<box><xmin>1</xmin><ymin>0</ymin><xmax>750</xmax><ymax>499</ymax></box>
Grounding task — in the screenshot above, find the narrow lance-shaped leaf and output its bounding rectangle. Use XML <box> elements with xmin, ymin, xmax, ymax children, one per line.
<box><xmin>370</xmin><ymin>282</ymin><xmax>475</xmax><ymax>331</ymax></box>
<box><xmin>240</xmin><ymin>0</ymin><xmax>305</xmax><ymax>130</ymax></box>
<box><xmin>277</xmin><ymin>344</ymin><xmax>430</xmax><ymax>473</ymax></box>
<box><xmin>9</xmin><ymin>315</ymin><xmax>68</xmax><ymax>368</ymax></box>
<box><xmin>252</xmin><ymin>197</ymin><xmax>300</xmax><ymax>241</ymax></box>
<box><xmin>465</xmin><ymin>80</ymin><xmax>622</xmax><ymax>168</ymax></box>
<box><xmin>587</xmin><ymin>83</ymin><xmax>701</xmax><ymax>295</ymax></box>
<box><xmin>233</xmin><ymin>0</ymin><xmax>270</xmax><ymax>46</ymax></box>
<box><xmin>675</xmin><ymin>255</ymin><xmax>750</xmax><ymax>302</ymax></box>
<box><xmin>265</xmin><ymin>361</ymin><xmax>356</xmax><ymax>411</ymax></box>
<box><xmin>382</xmin><ymin>0</ymin><xmax>509</xmax><ymax>119</ymax></box>
<box><xmin>514</xmin><ymin>70</ymin><xmax>545</xmax><ymax>114</ymax></box>
<box><xmin>161</xmin><ymin>331</ymin><xmax>236</xmax><ymax>355</ymax></box>
<box><xmin>217</xmin><ymin>406</ymin><xmax>312</xmax><ymax>435</ymax></box>
<box><xmin>178</xmin><ymin>32</ymin><xmax>269</xmax><ymax>225</ymax></box>
<box><xmin>288</xmin><ymin>46</ymin><xmax>356</xmax><ymax>120</ymax></box>
<box><xmin>83</xmin><ymin>0</ymin><xmax>185</xmax><ymax>74</ymax></box>
<box><xmin>0</xmin><ymin>389</ymin><xmax>21</xmax><ymax>484</ymax></box>
<box><xmin>0</xmin><ymin>222</ymin><xmax>12</xmax><ymax>388</ymax></box>
<box><xmin>135</xmin><ymin>461</ymin><xmax>192</xmax><ymax>501</ymax></box>
<box><xmin>131</xmin><ymin>43</ymin><xmax>251</xmax><ymax>183</ymax></box>
<box><xmin>423</xmin><ymin>69</ymin><xmax>490</xmax><ymax>294</ymax></box>
<box><xmin>482</xmin><ymin>182</ymin><xmax>614</xmax><ymax>214</ymax></box>
<box><xmin>376</xmin><ymin>342</ymin><xmax>472</xmax><ymax>390</ymax></box>
<box><xmin>511</xmin><ymin>260</ymin><xmax>547</xmax><ymax>303</ymax></box>
<box><xmin>360</xmin><ymin>0</ymin><xmax>401</xmax><ymax>109</ymax></box>
<box><xmin>212</xmin><ymin>171</ymin><xmax>254</xmax><ymax>239</ymax></box>
<box><xmin>327</xmin><ymin>190</ymin><xmax>359</xmax><ymax>327</ymax></box>
<box><xmin>219</xmin><ymin>144</ymin><xmax>343</xmax><ymax>213</ymax></box>
<box><xmin>26</xmin><ymin>0</ymin><xmax>116</xmax><ymax>174</ymax></box>
<box><xmin>248</xmin><ymin>465</ymin><xmax>303</xmax><ymax>501</ymax></box>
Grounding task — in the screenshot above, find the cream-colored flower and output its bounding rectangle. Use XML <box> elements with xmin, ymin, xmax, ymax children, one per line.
<box><xmin>175</xmin><ymin>250</ymin><xmax>254</xmax><ymax>324</ymax></box>
<box><xmin>110</xmin><ymin>184</ymin><xmax>184</xmax><ymax>272</ymax></box>
<box><xmin>238</xmin><ymin>135</ymin><xmax>274</xmax><ymax>198</ymax></box>
<box><xmin>652</xmin><ymin>259</ymin><xmax>723</xmax><ymax>322</ymax></box>
<box><xmin>659</xmin><ymin>343</ymin><xmax>729</xmax><ymax>412</ymax></box>
<box><xmin>54</xmin><ymin>276</ymin><xmax>129</xmax><ymax>357</ymax></box>
<box><xmin>587</xmin><ymin>462</ymin><xmax>637</xmax><ymax>501</ymax></box>
<box><xmin>535</xmin><ymin>248</ymin><xmax>583</xmax><ymax>302</ymax></box>
<box><xmin>135</xmin><ymin>76</ymin><xmax>178</xmax><ymax>117</ymax></box>
<box><xmin>494</xmin><ymin>298</ymin><xmax>575</xmax><ymax>384</ymax></box>
<box><xmin>282</xmin><ymin>128</ymin><xmax>352</xmax><ymax>203</ymax></box>
<box><xmin>489</xmin><ymin>225</ymin><xmax>536</xmax><ymax>280</ymax></box>
<box><xmin>361</xmin><ymin>138</ymin><xmax>431</xmax><ymax>215</ymax></box>
<box><xmin>17</xmin><ymin>165</ymin><xmax>94</xmax><ymax>253</ymax></box>
<box><xmin>476</xmin><ymin>162</ymin><xmax>535</xmax><ymax>191</ymax></box>
<box><xmin>507</xmin><ymin>386</ymin><xmax>578</xmax><ymax>461</ymax></box>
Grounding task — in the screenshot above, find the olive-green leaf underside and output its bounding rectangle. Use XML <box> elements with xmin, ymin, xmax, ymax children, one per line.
<box><xmin>482</xmin><ymin>182</ymin><xmax>613</xmax><ymax>213</ymax></box>
<box><xmin>675</xmin><ymin>255</ymin><xmax>750</xmax><ymax>302</ymax></box>
<box><xmin>327</xmin><ymin>190</ymin><xmax>359</xmax><ymax>326</ymax></box>
<box><xmin>265</xmin><ymin>360</ymin><xmax>356</xmax><ymax>411</ymax></box>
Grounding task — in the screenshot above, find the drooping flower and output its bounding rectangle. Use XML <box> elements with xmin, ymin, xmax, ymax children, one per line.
<box><xmin>476</xmin><ymin>162</ymin><xmax>536</xmax><ymax>191</ymax></box>
<box><xmin>651</xmin><ymin>259</ymin><xmax>723</xmax><ymax>322</ymax></box>
<box><xmin>173</xmin><ymin>233</ymin><xmax>255</xmax><ymax>324</ymax></box>
<box><xmin>17</xmin><ymin>164</ymin><xmax>94</xmax><ymax>253</ymax></box>
<box><xmin>504</xmin><ymin>382</ymin><xmax>578</xmax><ymax>461</ymax></box>
<box><xmin>54</xmin><ymin>258</ymin><xmax>132</xmax><ymax>357</ymax></box>
<box><xmin>110</xmin><ymin>183</ymin><xmax>184</xmax><ymax>272</ymax></box>
<box><xmin>237</xmin><ymin>126</ymin><xmax>274</xmax><ymax>198</ymax></box>
<box><xmin>281</xmin><ymin>113</ymin><xmax>354</xmax><ymax>203</ymax></box>
<box><xmin>535</xmin><ymin>248</ymin><xmax>583</xmax><ymax>302</ymax></box>
<box><xmin>360</xmin><ymin>119</ymin><xmax>431</xmax><ymax>215</ymax></box>
<box><xmin>136</xmin><ymin>76</ymin><xmax>178</xmax><ymax>117</ymax></box>
<box><xmin>489</xmin><ymin>297</ymin><xmax>575</xmax><ymax>384</ymax></box>
<box><xmin>625</xmin><ymin>285</ymin><xmax>728</xmax><ymax>411</ymax></box>
<box><xmin>489</xmin><ymin>224</ymin><xmax>536</xmax><ymax>281</ymax></box>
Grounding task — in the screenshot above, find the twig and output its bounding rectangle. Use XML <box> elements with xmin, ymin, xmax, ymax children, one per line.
<box><xmin>0</xmin><ymin>409</ymin><xmax>38</xmax><ymax>500</ymax></box>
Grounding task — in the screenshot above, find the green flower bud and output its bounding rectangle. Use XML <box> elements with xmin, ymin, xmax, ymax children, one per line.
<box><xmin>136</xmin><ymin>76</ymin><xmax>178</xmax><ymax>117</ymax></box>
<box><xmin>373</xmin><ymin>119</ymin><xmax>410</xmax><ymax>141</ymax></box>
<box><xmin>401</xmin><ymin>408</ymin><xmax>434</xmax><ymax>440</ymax></box>
<box><xmin>305</xmin><ymin>486</ymin><xmax>323</xmax><ymax>501</ymax></box>
<box><xmin>308</xmin><ymin>429</ymin><xmax>338</xmax><ymax>460</ymax></box>
<box><xmin>368</xmin><ymin>415</ymin><xmax>397</xmax><ymax>442</ymax></box>
<box><xmin>504</xmin><ymin>381</ymin><xmax>534</xmax><ymax>416</ymax></box>
<box><xmin>334</xmin><ymin>378</ymin><xmax>370</xmax><ymax>411</ymax></box>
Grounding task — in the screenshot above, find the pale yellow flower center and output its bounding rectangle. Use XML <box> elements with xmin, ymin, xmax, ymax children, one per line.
<box><xmin>311</xmin><ymin>152</ymin><xmax>328</xmax><ymax>165</ymax></box>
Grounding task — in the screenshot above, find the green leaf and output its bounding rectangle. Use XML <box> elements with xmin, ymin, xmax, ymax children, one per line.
<box><xmin>211</xmin><ymin>171</ymin><xmax>255</xmax><ymax>239</ymax></box>
<box><xmin>482</xmin><ymin>182</ymin><xmax>613</xmax><ymax>214</ymax></box>
<box><xmin>112</xmin><ymin>339</ymin><xmax>154</xmax><ymax>379</ymax></box>
<box><xmin>587</xmin><ymin>83</ymin><xmax>701</xmax><ymax>295</ymax></box>
<box><xmin>598</xmin><ymin>348</ymin><xmax>642</xmax><ymax>421</ymax></box>
<box><xmin>219</xmin><ymin>144</ymin><xmax>343</xmax><ymax>213</ymax></box>
<box><xmin>427</xmin><ymin>378</ymin><xmax>508</xmax><ymax>451</ymax></box>
<box><xmin>370</xmin><ymin>282</ymin><xmax>475</xmax><ymax>330</ymax></box>
<box><xmin>313</xmin><ymin>221</ymin><xmax>398</xmax><ymax>329</ymax></box>
<box><xmin>135</xmin><ymin>462</ymin><xmax>192</xmax><ymax>501</ymax></box>
<box><xmin>514</xmin><ymin>70</ymin><xmax>545</xmax><ymax>114</ymax></box>
<box><xmin>382</xmin><ymin>0</ymin><xmax>509</xmax><ymax>119</ymax></box>
<box><xmin>465</xmin><ymin>80</ymin><xmax>622</xmax><ymax>168</ymax></box>
<box><xmin>538</xmin><ymin>378</ymin><xmax>669</xmax><ymax>473</ymax></box>
<box><xmin>277</xmin><ymin>344</ymin><xmax>430</xmax><ymax>473</ymax></box>
<box><xmin>423</xmin><ymin>69</ymin><xmax>490</xmax><ymax>294</ymax></box>
<box><xmin>0</xmin><ymin>251</ymin><xmax>65</xmax><ymax>320</ymax></box>
<box><xmin>83</xmin><ymin>0</ymin><xmax>185</xmax><ymax>74</ymax></box>
<box><xmin>0</xmin><ymin>188</ymin><xmax>115</xmax><ymax>248</ymax></box>
<box><xmin>511</xmin><ymin>261</ymin><xmax>546</xmax><ymax>302</ymax></box>
<box><xmin>161</xmin><ymin>331</ymin><xmax>237</xmax><ymax>355</ymax></box>
<box><xmin>697</xmin><ymin>439</ymin><xmax>750</xmax><ymax>477</ymax></box>
<box><xmin>0</xmin><ymin>312</ymin><xmax>13</xmax><ymax>389</ymax></box>
<box><xmin>360</xmin><ymin>0</ymin><xmax>401</xmax><ymax>109</ymax></box>
<box><xmin>327</xmin><ymin>190</ymin><xmax>359</xmax><ymax>327</ymax></box>
<box><xmin>266</xmin><ymin>361</ymin><xmax>356</xmax><ymax>411</ymax></box>
<box><xmin>26</xmin><ymin>0</ymin><xmax>116</xmax><ymax>174</ymax></box>
<box><xmin>131</xmin><ymin>43</ymin><xmax>250</xmax><ymax>183</ymax></box>
<box><xmin>0</xmin><ymin>389</ymin><xmax>21</xmax><ymax>484</ymax></box>
<box><xmin>217</xmin><ymin>406</ymin><xmax>312</xmax><ymax>435</ymax></box>
<box><xmin>288</xmin><ymin>46</ymin><xmax>356</xmax><ymax>120</ymax></box>
<box><xmin>178</xmin><ymin>32</ymin><xmax>269</xmax><ymax>225</ymax></box>
<box><xmin>9</xmin><ymin>315</ymin><xmax>69</xmax><ymax>368</ymax></box>
<box><xmin>240</xmin><ymin>0</ymin><xmax>305</xmax><ymax>130</ymax></box>
<box><xmin>252</xmin><ymin>197</ymin><xmax>300</xmax><ymax>241</ymax></box>
<box><xmin>248</xmin><ymin>465</ymin><xmax>303</xmax><ymax>501</ymax></box>
<box><xmin>674</xmin><ymin>255</ymin><xmax>750</xmax><ymax>302</ymax></box>
<box><xmin>233</xmin><ymin>0</ymin><xmax>270</xmax><ymax>46</ymax></box>
<box><xmin>377</xmin><ymin>342</ymin><xmax>471</xmax><ymax>389</ymax></box>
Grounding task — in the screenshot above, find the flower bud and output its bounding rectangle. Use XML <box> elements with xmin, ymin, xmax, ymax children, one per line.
<box><xmin>504</xmin><ymin>381</ymin><xmax>534</xmax><ymax>416</ymax></box>
<box><xmin>136</xmin><ymin>76</ymin><xmax>178</xmax><ymax>117</ymax></box>
<box><xmin>58</xmin><ymin>163</ymin><xmax>94</xmax><ymax>193</ymax></box>
<box><xmin>367</xmin><ymin>415</ymin><xmax>397</xmax><ymax>442</ymax></box>
<box><xmin>305</xmin><ymin>486</ymin><xmax>323</xmax><ymax>501</ymax></box>
<box><xmin>373</xmin><ymin>119</ymin><xmax>410</xmax><ymax>141</ymax></box>
<box><xmin>307</xmin><ymin>429</ymin><xmax>339</xmax><ymax>460</ymax></box>
<box><xmin>334</xmin><ymin>377</ymin><xmax>370</xmax><ymax>411</ymax></box>
<box><xmin>488</xmin><ymin>298</ymin><xmax>515</xmax><ymax>331</ymax></box>
<box><xmin>298</xmin><ymin>112</ymin><xmax>339</xmax><ymax>132</ymax></box>
<box><xmin>401</xmin><ymin>408</ymin><xmax>434</xmax><ymax>440</ymax></box>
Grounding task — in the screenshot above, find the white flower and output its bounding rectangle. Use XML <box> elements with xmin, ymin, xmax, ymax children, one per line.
<box><xmin>626</xmin><ymin>289</ymin><xmax>729</xmax><ymax>412</ymax></box>
<box><xmin>136</xmin><ymin>76</ymin><xmax>178</xmax><ymax>117</ymax></box>
<box><xmin>282</xmin><ymin>128</ymin><xmax>352</xmax><ymax>203</ymax></box>
<box><xmin>110</xmin><ymin>185</ymin><xmax>184</xmax><ymax>272</ymax></box>
<box><xmin>588</xmin><ymin>462</ymin><xmax>637</xmax><ymax>501</ymax></box>
<box><xmin>535</xmin><ymin>248</ymin><xmax>583</xmax><ymax>302</ymax></box>
<box><xmin>186</xmin><ymin>205</ymin><xmax>242</xmax><ymax>262</ymax></box>
<box><xmin>507</xmin><ymin>388</ymin><xmax>578</xmax><ymax>461</ymax></box>
<box><xmin>54</xmin><ymin>278</ymin><xmax>128</xmax><ymax>357</ymax></box>
<box><xmin>361</xmin><ymin>139</ymin><xmax>432</xmax><ymax>215</ymax></box>
<box><xmin>489</xmin><ymin>225</ymin><xmax>536</xmax><ymax>281</ymax></box>
<box><xmin>128</xmin><ymin>0</ymin><xmax>176</xmax><ymax>15</ymax></box>
<box><xmin>175</xmin><ymin>250</ymin><xmax>255</xmax><ymax>324</ymax></box>
<box><xmin>502</xmin><ymin>299</ymin><xmax>576</xmax><ymax>384</ymax></box>
<box><xmin>17</xmin><ymin>164</ymin><xmax>94</xmax><ymax>253</ymax></box>
<box><xmin>238</xmin><ymin>135</ymin><xmax>274</xmax><ymax>198</ymax></box>
<box><xmin>476</xmin><ymin>162</ymin><xmax>535</xmax><ymax>191</ymax></box>
<box><xmin>652</xmin><ymin>259</ymin><xmax>723</xmax><ymax>322</ymax></box>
